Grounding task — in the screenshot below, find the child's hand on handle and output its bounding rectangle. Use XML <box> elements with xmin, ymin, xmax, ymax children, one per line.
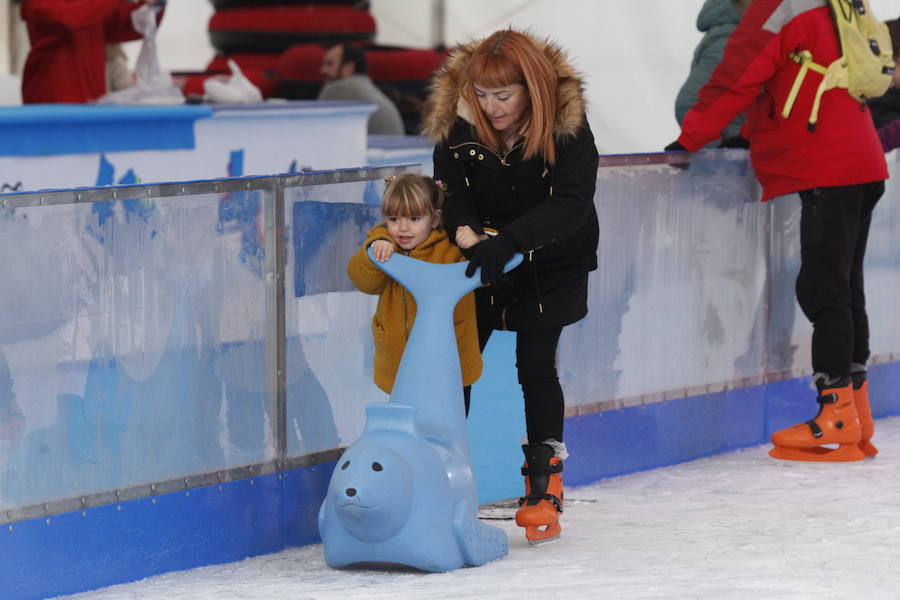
<box><xmin>370</xmin><ymin>239</ymin><xmax>395</xmax><ymax>262</ymax></box>
<box><xmin>455</xmin><ymin>225</ymin><xmax>488</xmax><ymax>249</ymax></box>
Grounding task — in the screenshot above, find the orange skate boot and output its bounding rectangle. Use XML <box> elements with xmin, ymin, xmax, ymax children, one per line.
<box><xmin>769</xmin><ymin>380</ymin><xmax>865</xmax><ymax>462</ymax></box>
<box><xmin>515</xmin><ymin>443</ymin><xmax>563</xmax><ymax>545</ymax></box>
<box><xmin>852</xmin><ymin>374</ymin><xmax>878</xmax><ymax>458</ymax></box>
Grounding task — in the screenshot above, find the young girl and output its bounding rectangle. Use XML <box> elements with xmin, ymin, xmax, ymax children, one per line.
<box><xmin>347</xmin><ymin>174</ymin><xmax>482</xmax><ymax>405</ymax></box>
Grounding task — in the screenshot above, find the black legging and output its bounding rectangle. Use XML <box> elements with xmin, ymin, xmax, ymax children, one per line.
<box><xmin>472</xmin><ymin>325</ymin><xmax>565</xmax><ymax>444</ymax></box>
<box><xmin>796</xmin><ymin>181</ymin><xmax>884</xmax><ymax>378</ymax></box>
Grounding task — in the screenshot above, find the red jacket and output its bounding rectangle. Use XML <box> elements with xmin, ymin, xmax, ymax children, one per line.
<box><xmin>678</xmin><ymin>0</ymin><xmax>887</xmax><ymax>201</ymax></box>
<box><xmin>20</xmin><ymin>0</ymin><xmax>161</xmax><ymax>104</ymax></box>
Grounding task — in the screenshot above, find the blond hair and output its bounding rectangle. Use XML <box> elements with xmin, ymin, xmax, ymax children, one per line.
<box><xmin>459</xmin><ymin>29</ymin><xmax>559</xmax><ymax>163</ymax></box>
<box><xmin>381</xmin><ymin>174</ymin><xmax>445</xmax><ymax>221</ymax></box>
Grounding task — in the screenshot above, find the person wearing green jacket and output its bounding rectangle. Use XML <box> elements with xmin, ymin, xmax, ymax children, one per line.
<box><xmin>674</xmin><ymin>0</ymin><xmax>751</xmax><ymax>144</ymax></box>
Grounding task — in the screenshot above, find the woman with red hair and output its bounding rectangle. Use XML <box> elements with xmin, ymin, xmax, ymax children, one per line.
<box><xmin>422</xmin><ymin>29</ymin><xmax>599</xmax><ymax>545</ymax></box>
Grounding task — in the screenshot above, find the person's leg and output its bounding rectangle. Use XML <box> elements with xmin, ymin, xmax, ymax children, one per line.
<box><xmin>515</xmin><ymin>327</ymin><xmax>564</xmax><ymax>445</ymax></box>
<box><xmin>772</xmin><ymin>184</ymin><xmax>873</xmax><ymax>462</ymax></box>
<box><xmin>513</xmin><ymin>327</ymin><xmax>566</xmax><ymax>543</ymax></box>
<box><xmin>795</xmin><ymin>185</ymin><xmax>861</xmax><ymax>382</ymax></box>
<box><xmin>848</xmin><ymin>181</ymin><xmax>883</xmax><ymax>370</ymax></box>
<box><xmin>848</xmin><ymin>181</ymin><xmax>884</xmax><ymax>456</ymax></box>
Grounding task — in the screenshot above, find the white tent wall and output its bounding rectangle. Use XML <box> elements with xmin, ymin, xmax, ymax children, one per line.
<box><xmin>372</xmin><ymin>0</ymin><xmax>900</xmax><ymax>153</ymax></box>
<box><xmin>1</xmin><ymin>0</ymin><xmax>9</xmax><ymax>74</ymax></box>
<box><xmin>5</xmin><ymin>0</ymin><xmax>900</xmax><ymax>150</ymax></box>
<box><xmin>149</xmin><ymin>0</ymin><xmax>900</xmax><ymax>153</ymax></box>
<box><xmin>0</xmin><ymin>0</ymin><xmax>15</xmax><ymax>105</ymax></box>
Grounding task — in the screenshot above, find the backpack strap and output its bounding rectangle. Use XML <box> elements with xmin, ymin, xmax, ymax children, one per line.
<box><xmin>782</xmin><ymin>51</ymin><xmax>828</xmax><ymax>120</ymax></box>
<box><xmin>808</xmin><ymin>59</ymin><xmax>849</xmax><ymax>131</ymax></box>
<box><xmin>782</xmin><ymin>51</ymin><xmax>847</xmax><ymax>132</ymax></box>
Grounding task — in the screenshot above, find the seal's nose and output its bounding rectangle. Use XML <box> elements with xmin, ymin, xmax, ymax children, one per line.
<box><xmin>345</xmin><ymin>488</ymin><xmax>357</xmax><ymax>497</ymax></box>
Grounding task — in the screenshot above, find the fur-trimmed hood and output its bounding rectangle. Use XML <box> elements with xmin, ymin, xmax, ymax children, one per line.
<box><xmin>421</xmin><ymin>32</ymin><xmax>587</xmax><ymax>143</ymax></box>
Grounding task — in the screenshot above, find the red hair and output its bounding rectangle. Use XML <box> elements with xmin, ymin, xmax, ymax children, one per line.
<box><xmin>460</xmin><ymin>30</ymin><xmax>559</xmax><ymax>163</ymax></box>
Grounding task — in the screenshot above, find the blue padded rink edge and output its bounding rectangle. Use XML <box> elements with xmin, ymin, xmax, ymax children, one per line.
<box><xmin>3</xmin><ymin>358</ymin><xmax>900</xmax><ymax>599</ymax></box>
<box><xmin>0</xmin><ymin>105</ymin><xmax>213</xmax><ymax>156</ymax></box>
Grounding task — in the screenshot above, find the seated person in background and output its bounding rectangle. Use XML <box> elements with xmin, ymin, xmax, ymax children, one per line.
<box><xmin>868</xmin><ymin>18</ymin><xmax>900</xmax><ymax>130</ymax></box>
<box><xmin>675</xmin><ymin>0</ymin><xmax>751</xmax><ymax>147</ymax></box>
<box><xmin>20</xmin><ymin>0</ymin><xmax>165</xmax><ymax>104</ymax></box>
<box><xmin>105</xmin><ymin>42</ymin><xmax>133</xmax><ymax>93</ymax></box>
<box><xmin>318</xmin><ymin>43</ymin><xmax>405</xmax><ymax>136</ymax></box>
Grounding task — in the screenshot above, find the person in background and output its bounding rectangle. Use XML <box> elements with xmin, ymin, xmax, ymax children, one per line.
<box><xmin>318</xmin><ymin>43</ymin><xmax>405</xmax><ymax>135</ymax></box>
<box><xmin>347</xmin><ymin>173</ymin><xmax>482</xmax><ymax>407</ymax></box>
<box><xmin>422</xmin><ymin>29</ymin><xmax>599</xmax><ymax>545</ymax></box>
<box><xmin>667</xmin><ymin>0</ymin><xmax>886</xmax><ymax>463</ymax></box>
<box><xmin>876</xmin><ymin>104</ymin><xmax>900</xmax><ymax>152</ymax></box>
<box><xmin>105</xmin><ymin>42</ymin><xmax>133</xmax><ymax>93</ymax></box>
<box><xmin>867</xmin><ymin>17</ymin><xmax>900</xmax><ymax>130</ymax></box>
<box><xmin>869</xmin><ymin>17</ymin><xmax>900</xmax><ymax>152</ymax></box>
<box><xmin>674</xmin><ymin>0</ymin><xmax>752</xmax><ymax>146</ymax></box>
<box><xmin>20</xmin><ymin>0</ymin><xmax>165</xmax><ymax>104</ymax></box>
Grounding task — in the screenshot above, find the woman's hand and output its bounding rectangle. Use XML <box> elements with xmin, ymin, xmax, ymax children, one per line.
<box><xmin>455</xmin><ymin>225</ymin><xmax>488</xmax><ymax>249</ymax></box>
<box><xmin>464</xmin><ymin>234</ymin><xmax>518</xmax><ymax>285</ymax></box>
<box><xmin>370</xmin><ymin>239</ymin><xmax>395</xmax><ymax>262</ymax></box>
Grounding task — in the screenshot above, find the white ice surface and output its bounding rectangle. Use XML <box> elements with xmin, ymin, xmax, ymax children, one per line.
<box><xmin>58</xmin><ymin>417</ymin><xmax>900</xmax><ymax>600</ymax></box>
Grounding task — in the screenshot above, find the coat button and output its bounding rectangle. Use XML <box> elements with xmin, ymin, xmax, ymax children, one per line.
<box><xmin>469</xmin><ymin>149</ymin><xmax>476</xmax><ymax>156</ymax></box>
<box><xmin>478</xmin><ymin>153</ymin><xmax>484</xmax><ymax>160</ymax></box>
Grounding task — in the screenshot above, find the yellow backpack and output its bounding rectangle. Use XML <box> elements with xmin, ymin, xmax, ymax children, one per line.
<box><xmin>782</xmin><ymin>0</ymin><xmax>895</xmax><ymax>131</ymax></box>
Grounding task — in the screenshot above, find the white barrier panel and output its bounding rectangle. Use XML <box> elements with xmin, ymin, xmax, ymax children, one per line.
<box><xmin>0</xmin><ymin>101</ymin><xmax>375</xmax><ymax>194</ymax></box>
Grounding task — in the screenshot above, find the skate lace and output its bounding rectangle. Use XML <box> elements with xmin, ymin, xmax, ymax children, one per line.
<box><xmin>518</xmin><ymin>492</ymin><xmax>563</xmax><ymax>513</ymax></box>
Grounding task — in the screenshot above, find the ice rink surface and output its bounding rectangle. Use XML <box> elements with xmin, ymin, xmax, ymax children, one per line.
<box><xmin>59</xmin><ymin>417</ymin><xmax>900</xmax><ymax>600</ymax></box>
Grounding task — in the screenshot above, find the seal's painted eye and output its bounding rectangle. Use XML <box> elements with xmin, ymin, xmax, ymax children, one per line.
<box><xmin>341</xmin><ymin>461</ymin><xmax>350</xmax><ymax>470</ymax></box>
<box><xmin>372</xmin><ymin>462</ymin><xmax>383</xmax><ymax>472</ymax></box>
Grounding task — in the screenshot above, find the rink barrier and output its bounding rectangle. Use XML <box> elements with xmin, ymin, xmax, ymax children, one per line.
<box><xmin>0</xmin><ymin>164</ymin><xmax>417</xmax><ymax>525</ymax></box>
<box><xmin>0</xmin><ymin>447</ymin><xmax>342</xmax><ymax>526</ymax></box>
<box><xmin>3</xmin><ymin>150</ymin><xmax>900</xmax><ymax>598</ymax></box>
<box><xmin>562</xmin><ymin>355</ymin><xmax>898</xmax><ymax>417</ymax></box>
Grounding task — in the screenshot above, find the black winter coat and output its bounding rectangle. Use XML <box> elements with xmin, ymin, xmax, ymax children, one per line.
<box><xmin>433</xmin><ymin>117</ymin><xmax>600</xmax><ymax>331</ymax></box>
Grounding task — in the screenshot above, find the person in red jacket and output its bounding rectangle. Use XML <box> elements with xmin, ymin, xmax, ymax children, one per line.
<box><xmin>20</xmin><ymin>0</ymin><xmax>165</xmax><ymax>104</ymax></box>
<box><xmin>667</xmin><ymin>0</ymin><xmax>887</xmax><ymax>462</ymax></box>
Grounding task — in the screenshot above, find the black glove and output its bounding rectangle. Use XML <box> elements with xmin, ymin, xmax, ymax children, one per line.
<box><xmin>665</xmin><ymin>140</ymin><xmax>687</xmax><ymax>152</ymax></box>
<box><xmin>465</xmin><ymin>234</ymin><xmax>518</xmax><ymax>286</ymax></box>
<box><xmin>718</xmin><ymin>135</ymin><xmax>750</xmax><ymax>149</ymax></box>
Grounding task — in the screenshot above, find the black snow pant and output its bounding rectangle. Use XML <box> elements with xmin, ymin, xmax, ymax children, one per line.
<box><xmin>796</xmin><ymin>180</ymin><xmax>884</xmax><ymax>379</ymax></box>
<box><xmin>475</xmin><ymin>324</ymin><xmax>565</xmax><ymax>445</ymax></box>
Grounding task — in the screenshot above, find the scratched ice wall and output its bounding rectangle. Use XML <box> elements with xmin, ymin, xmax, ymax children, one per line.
<box><xmin>559</xmin><ymin>150</ymin><xmax>900</xmax><ymax>409</ymax></box>
<box><xmin>0</xmin><ymin>187</ymin><xmax>278</xmax><ymax>510</ymax></box>
<box><xmin>558</xmin><ymin>151</ymin><xmax>767</xmax><ymax>408</ymax></box>
<box><xmin>283</xmin><ymin>179</ymin><xmax>387</xmax><ymax>457</ymax></box>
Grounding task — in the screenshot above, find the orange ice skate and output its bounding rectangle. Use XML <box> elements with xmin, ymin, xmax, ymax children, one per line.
<box><xmin>515</xmin><ymin>443</ymin><xmax>563</xmax><ymax>545</ymax></box>
<box><xmin>852</xmin><ymin>377</ymin><xmax>878</xmax><ymax>457</ymax></box>
<box><xmin>769</xmin><ymin>382</ymin><xmax>865</xmax><ymax>462</ymax></box>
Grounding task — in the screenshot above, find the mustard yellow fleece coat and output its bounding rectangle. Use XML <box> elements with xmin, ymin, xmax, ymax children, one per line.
<box><xmin>347</xmin><ymin>224</ymin><xmax>482</xmax><ymax>394</ymax></box>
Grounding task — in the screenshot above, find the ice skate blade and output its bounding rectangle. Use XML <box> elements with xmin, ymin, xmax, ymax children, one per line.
<box><xmin>523</xmin><ymin>523</ymin><xmax>561</xmax><ymax>545</ymax></box>
<box><xmin>769</xmin><ymin>443</ymin><xmax>866</xmax><ymax>462</ymax></box>
<box><xmin>860</xmin><ymin>439</ymin><xmax>879</xmax><ymax>458</ymax></box>
<box><xmin>526</xmin><ymin>534</ymin><xmax>560</xmax><ymax>546</ymax></box>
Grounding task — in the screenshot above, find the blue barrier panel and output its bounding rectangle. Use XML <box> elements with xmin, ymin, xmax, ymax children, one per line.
<box><xmin>0</xmin><ymin>105</ymin><xmax>212</xmax><ymax>156</ymax></box>
<box><xmin>1</xmin><ymin>474</ymin><xmax>283</xmax><ymax>600</ymax></box>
